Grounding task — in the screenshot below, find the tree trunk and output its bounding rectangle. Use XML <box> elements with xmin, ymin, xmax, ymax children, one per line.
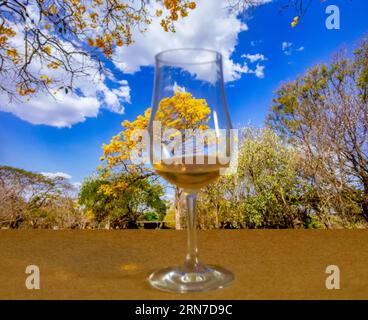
<box><xmin>214</xmin><ymin>205</ymin><xmax>219</xmax><ymax>229</ymax></box>
<box><xmin>362</xmin><ymin>184</ymin><xmax>368</xmax><ymax>222</ymax></box>
<box><xmin>362</xmin><ymin>202</ymin><xmax>368</xmax><ymax>222</ymax></box>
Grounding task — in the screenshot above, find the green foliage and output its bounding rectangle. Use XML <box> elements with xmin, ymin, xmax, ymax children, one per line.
<box><xmin>197</xmin><ymin>128</ymin><xmax>318</xmax><ymax>229</ymax></box>
<box><xmin>239</xmin><ymin>128</ymin><xmax>309</xmax><ymax>228</ymax></box>
<box><xmin>78</xmin><ymin>176</ymin><xmax>109</xmax><ymax>224</ymax></box>
<box><xmin>4</xmin><ymin>36</ymin><xmax>368</xmax><ymax>230</ymax></box>
<box><xmin>78</xmin><ymin>172</ymin><xmax>167</xmax><ymax>229</ymax></box>
<box><xmin>0</xmin><ymin>165</ymin><xmax>82</xmax><ymax>229</ymax></box>
<box><xmin>267</xmin><ymin>37</ymin><xmax>368</xmax><ymax>227</ymax></box>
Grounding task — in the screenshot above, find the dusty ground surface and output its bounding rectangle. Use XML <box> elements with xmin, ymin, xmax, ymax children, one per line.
<box><xmin>0</xmin><ymin>230</ymin><xmax>367</xmax><ymax>299</ymax></box>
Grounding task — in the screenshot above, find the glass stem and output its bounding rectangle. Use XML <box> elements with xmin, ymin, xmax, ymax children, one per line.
<box><xmin>184</xmin><ymin>192</ymin><xmax>202</xmax><ymax>271</ymax></box>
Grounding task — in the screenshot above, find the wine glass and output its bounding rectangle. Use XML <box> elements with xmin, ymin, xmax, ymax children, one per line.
<box><xmin>147</xmin><ymin>48</ymin><xmax>234</xmax><ymax>293</ymax></box>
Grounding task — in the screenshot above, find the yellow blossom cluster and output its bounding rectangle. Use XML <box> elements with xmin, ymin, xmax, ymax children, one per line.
<box><xmin>42</xmin><ymin>45</ymin><xmax>52</xmax><ymax>55</ymax></box>
<box><xmin>17</xmin><ymin>83</ymin><xmax>36</xmax><ymax>96</ymax></box>
<box><xmin>99</xmin><ymin>177</ymin><xmax>154</xmax><ymax>198</ymax></box>
<box><xmin>6</xmin><ymin>48</ymin><xmax>19</xmax><ymax>60</ymax></box>
<box><xmin>88</xmin><ymin>32</ymin><xmax>127</xmax><ymax>57</ymax></box>
<box><xmin>155</xmin><ymin>91</ymin><xmax>210</xmax><ymax>131</ymax></box>
<box><xmin>99</xmin><ymin>183</ymin><xmax>115</xmax><ymax>196</ymax></box>
<box><xmin>101</xmin><ymin>107</ymin><xmax>151</xmax><ymax>176</ymax></box>
<box><xmin>84</xmin><ymin>0</ymin><xmax>148</xmax><ymax>57</ymax></box>
<box><xmin>1</xmin><ymin>0</ymin><xmax>198</xmax><ymax>97</ymax></box>
<box><xmin>40</xmin><ymin>75</ymin><xmax>53</xmax><ymax>85</ymax></box>
<box><xmin>1</xmin><ymin>25</ymin><xmax>21</xmax><ymax>66</ymax></box>
<box><xmin>47</xmin><ymin>61</ymin><xmax>62</xmax><ymax>69</ymax></box>
<box><xmin>291</xmin><ymin>16</ymin><xmax>299</xmax><ymax>28</ymax></box>
<box><xmin>0</xmin><ymin>25</ymin><xmax>16</xmax><ymax>47</ymax></box>
<box><xmin>39</xmin><ymin>0</ymin><xmax>151</xmax><ymax>59</ymax></box>
<box><xmin>99</xmin><ymin>180</ymin><xmax>132</xmax><ymax>197</ymax></box>
<box><xmin>159</xmin><ymin>1</ymin><xmax>196</xmax><ymax>32</ymax></box>
<box><xmin>99</xmin><ymin>91</ymin><xmax>211</xmax><ymax>194</ymax></box>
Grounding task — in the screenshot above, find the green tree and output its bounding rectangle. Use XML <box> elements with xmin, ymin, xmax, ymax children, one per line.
<box><xmin>237</xmin><ymin>128</ymin><xmax>311</xmax><ymax>228</ymax></box>
<box><xmin>268</xmin><ymin>38</ymin><xmax>368</xmax><ymax>227</ymax></box>
<box><xmin>100</xmin><ymin>91</ymin><xmax>211</xmax><ymax>229</ymax></box>
<box><xmin>0</xmin><ymin>165</ymin><xmax>82</xmax><ymax>228</ymax></box>
<box><xmin>78</xmin><ymin>171</ymin><xmax>167</xmax><ymax>228</ymax></box>
<box><xmin>197</xmin><ymin>128</ymin><xmax>318</xmax><ymax>229</ymax></box>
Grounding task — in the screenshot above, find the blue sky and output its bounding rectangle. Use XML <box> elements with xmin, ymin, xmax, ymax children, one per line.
<box><xmin>0</xmin><ymin>0</ymin><xmax>367</xmax><ymax>185</ymax></box>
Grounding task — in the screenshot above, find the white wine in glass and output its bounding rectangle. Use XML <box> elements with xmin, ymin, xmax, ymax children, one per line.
<box><xmin>153</xmin><ymin>155</ymin><xmax>228</xmax><ymax>190</ymax></box>
<box><xmin>148</xmin><ymin>48</ymin><xmax>234</xmax><ymax>293</ymax></box>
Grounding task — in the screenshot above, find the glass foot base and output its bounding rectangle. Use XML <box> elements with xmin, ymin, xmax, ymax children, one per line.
<box><xmin>148</xmin><ymin>265</ymin><xmax>234</xmax><ymax>293</ymax></box>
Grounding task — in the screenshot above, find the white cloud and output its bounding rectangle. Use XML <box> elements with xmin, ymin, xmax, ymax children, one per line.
<box><xmin>41</xmin><ymin>172</ymin><xmax>72</xmax><ymax>180</ymax></box>
<box><xmin>242</xmin><ymin>53</ymin><xmax>267</xmax><ymax>63</ymax></box>
<box><xmin>72</xmin><ymin>182</ymin><xmax>82</xmax><ymax>189</ymax></box>
<box><xmin>282</xmin><ymin>42</ymin><xmax>304</xmax><ymax>56</ymax></box>
<box><xmin>113</xmin><ymin>0</ymin><xmax>271</xmax><ymax>82</ymax></box>
<box><xmin>282</xmin><ymin>42</ymin><xmax>293</xmax><ymax>55</ymax></box>
<box><xmin>0</xmin><ymin>22</ymin><xmax>131</xmax><ymax>128</ymax></box>
<box><xmin>282</xmin><ymin>42</ymin><xmax>293</xmax><ymax>50</ymax></box>
<box><xmin>242</xmin><ymin>63</ymin><xmax>265</xmax><ymax>79</ymax></box>
<box><xmin>0</xmin><ymin>76</ymin><xmax>131</xmax><ymax>127</ymax></box>
<box><xmin>250</xmin><ymin>40</ymin><xmax>263</xmax><ymax>47</ymax></box>
<box><xmin>239</xmin><ymin>53</ymin><xmax>267</xmax><ymax>78</ymax></box>
<box><xmin>41</xmin><ymin>172</ymin><xmax>81</xmax><ymax>190</ymax></box>
<box><xmin>254</xmin><ymin>64</ymin><xmax>265</xmax><ymax>78</ymax></box>
<box><xmin>1</xmin><ymin>94</ymin><xmax>100</xmax><ymax>128</ymax></box>
<box><xmin>0</xmin><ymin>0</ymin><xmax>271</xmax><ymax>127</ymax></box>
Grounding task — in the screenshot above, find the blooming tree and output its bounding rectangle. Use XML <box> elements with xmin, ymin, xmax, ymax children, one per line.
<box><xmin>99</xmin><ymin>91</ymin><xmax>211</xmax><ymax>228</ymax></box>
<box><xmin>0</xmin><ymin>0</ymin><xmax>197</xmax><ymax>99</ymax></box>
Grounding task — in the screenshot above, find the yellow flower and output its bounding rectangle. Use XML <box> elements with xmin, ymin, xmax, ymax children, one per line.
<box><xmin>95</xmin><ymin>37</ymin><xmax>104</xmax><ymax>48</ymax></box>
<box><xmin>6</xmin><ymin>48</ymin><xmax>18</xmax><ymax>58</ymax></box>
<box><xmin>291</xmin><ymin>16</ymin><xmax>299</xmax><ymax>28</ymax></box>
<box><xmin>47</xmin><ymin>61</ymin><xmax>62</xmax><ymax>69</ymax></box>
<box><xmin>87</xmin><ymin>38</ymin><xmax>95</xmax><ymax>46</ymax></box>
<box><xmin>42</xmin><ymin>45</ymin><xmax>52</xmax><ymax>55</ymax></box>
<box><xmin>171</xmin><ymin>12</ymin><xmax>178</xmax><ymax>21</ymax></box>
<box><xmin>180</xmin><ymin>9</ymin><xmax>188</xmax><ymax>17</ymax></box>
<box><xmin>188</xmin><ymin>2</ymin><xmax>196</xmax><ymax>10</ymax></box>
<box><xmin>160</xmin><ymin>19</ymin><xmax>169</xmax><ymax>32</ymax></box>
<box><xmin>17</xmin><ymin>83</ymin><xmax>36</xmax><ymax>96</ymax></box>
<box><xmin>99</xmin><ymin>91</ymin><xmax>210</xmax><ymax>178</ymax></box>
<box><xmin>89</xmin><ymin>12</ymin><xmax>99</xmax><ymax>20</ymax></box>
<box><xmin>40</xmin><ymin>75</ymin><xmax>53</xmax><ymax>84</ymax></box>
<box><xmin>116</xmin><ymin>38</ymin><xmax>124</xmax><ymax>47</ymax></box>
<box><xmin>49</xmin><ymin>4</ymin><xmax>58</xmax><ymax>15</ymax></box>
<box><xmin>0</xmin><ymin>25</ymin><xmax>16</xmax><ymax>37</ymax></box>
